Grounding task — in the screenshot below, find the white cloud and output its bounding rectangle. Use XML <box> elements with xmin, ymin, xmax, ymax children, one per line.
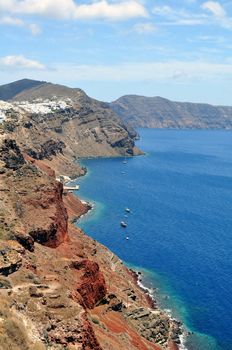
<box><xmin>0</xmin><ymin>15</ymin><xmax>41</xmax><ymax>34</ymax></box>
<box><xmin>0</xmin><ymin>16</ymin><xmax>24</xmax><ymax>26</ymax></box>
<box><xmin>0</xmin><ymin>55</ymin><xmax>45</xmax><ymax>70</ymax></box>
<box><xmin>0</xmin><ymin>0</ymin><xmax>147</xmax><ymax>21</ymax></box>
<box><xmin>73</xmin><ymin>1</ymin><xmax>148</xmax><ymax>20</ymax></box>
<box><xmin>191</xmin><ymin>35</ymin><xmax>226</xmax><ymax>44</ymax></box>
<box><xmin>152</xmin><ymin>5</ymin><xmax>206</xmax><ymax>26</ymax></box>
<box><xmin>165</xmin><ymin>18</ymin><xmax>205</xmax><ymax>26</ymax></box>
<box><xmin>153</xmin><ymin>6</ymin><xmax>175</xmax><ymax>17</ymax></box>
<box><xmin>28</xmin><ymin>23</ymin><xmax>41</xmax><ymax>35</ymax></box>
<box><xmin>152</xmin><ymin>5</ymin><xmax>198</xmax><ymax>19</ymax></box>
<box><xmin>201</xmin><ymin>1</ymin><xmax>232</xmax><ymax>29</ymax></box>
<box><xmin>152</xmin><ymin>2</ymin><xmax>232</xmax><ymax>29</ymax></box>
<box><xmin>32</xmin><ymin>60</ymin><xmax>232</xmax><ymax>82</ymax></box>
<box><xmin>133</xmin><ymin>22</ymin><xmax>157</xmax><ymax>34</ymax></box>
<box><xmin>1</xmin><ymin>60</ymin><xmax>232</xmax><ymax>106</ymax></box>
<box><xmin>201</xmin><ymin>1</ymin><xmax>226</xmax><ymax>18</ymax></box>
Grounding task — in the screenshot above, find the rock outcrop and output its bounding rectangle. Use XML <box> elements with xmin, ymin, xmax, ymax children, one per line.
<box><xmin>72</xmin><ymin>259</ymin><xmax>107</xmax><ymax>309</ymax></box>
<box><xmin>0</xmin><ymin>241</ymin><xmax>23</xmax><ymax>276</ymax></box>
<box><xmin>0</xmin><ymin>139</ymin><xmax>25</xmax><ymax>171</ymax></box>
<box><xmin>26</xmin><ymin>140</ymin><xmax>66</xmax><ymax>161</ymax></box>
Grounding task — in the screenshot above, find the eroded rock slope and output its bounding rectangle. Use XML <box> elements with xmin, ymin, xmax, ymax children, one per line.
<box><xmin>0</xmin><ymin>80</ymin><xmax>181</xmax><ymax>350</ymax></box>
<box><xmin>0</xmin><ymin>135</ymin><xmax>182</xmax><ymax>350</ymax></box>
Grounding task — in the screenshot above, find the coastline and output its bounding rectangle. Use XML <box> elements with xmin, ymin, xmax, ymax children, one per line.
<box><xmin>130</xmin><ymin>268</ymin><xmax>188</xmax><ymax>350</ymax></box>
<box><xmin>74</xmin><ymin>163</ymin><xmax>186</xmax><ymax>350</ymax></box>
<box><xmin>60</xmin><ymin>132</ymin><xmax>227</xmax><ymax>350</ymax></box>
<box><xmin>71</xmin><ymin>201</ymin><xmax>94</xmax><ymax>223</ymax></box>
<box><xmin>53</xmin><ymin>145</ymin><xmax>215</xmax><ymax>350</ymax></box>
<box><xmin>128</xmin><ymin>263</ymin><xmax>188</xmax><ymax>350</ymax></box>
<box><xmin>1</xmin><ymin>115</ymin><xmax>228</xmax><ymax>349</ymax></box>
<box><xmin>126</xmin><ymin>264</ymin><xmax>221</xmax><ymax>350</ymax></box>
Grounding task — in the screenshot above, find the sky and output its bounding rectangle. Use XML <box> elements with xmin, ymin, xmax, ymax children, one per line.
<box><xmin>1</xmin><ymin>0</ymin><xmax>232</xmax><ymax>105</ymax></box>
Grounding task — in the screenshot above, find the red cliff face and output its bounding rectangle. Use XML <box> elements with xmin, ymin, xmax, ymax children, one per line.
<box><xmin>21</xmin><ymin>177</ymin><xmax>68</xmax><ymax>248</ymax></box>
<box><xmin>72</xmin><ymin>260</ymin><xmax>107</xmax><ymax>309</ymax></box>
<box><xmin>81</xmin><ymin>312</ymin><xmax>103</xmax><ymax>350</ymax></box>
<box><xmin>2</xmin><ymin>144</ymin><xmax>68</xmax><ymax>249</ymax></box>
<box><xmin>63</xmin><ymin>192</ymin><xmax>91</xmax><ymax>223</ymax></box>
<box><xmin>23</xmin><ymin>154</ymin><xmax>56</xmax><ymax>178</ymax></box>
<box><xmin>28</xmin><ymin>157</ymin><xmax>68</xmax><ymax>247</ymax></box>
<box><xmin>44</xmin><ymin>180</ymin><xmax>68</xmax><ymax>248</ymax></box>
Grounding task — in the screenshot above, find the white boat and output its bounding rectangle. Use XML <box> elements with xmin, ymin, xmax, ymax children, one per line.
<box><xmin>63</xmin><ymin>185</ymin><xmax>80</xmax><ymax>191</ymax></box>
<box><xmin>123</xmin><ymin>155</ymin><xmax>127</xmax><ymax>164</ymax></box>
<box><xmin>120</xmin><ymin>221</ymin><xmax>127</xmax><ymax>228</ymax></box>
<box><xmin>125</xmin><ymin>208</ymin><xmax>131</xmax><ymax>213</ymax></box>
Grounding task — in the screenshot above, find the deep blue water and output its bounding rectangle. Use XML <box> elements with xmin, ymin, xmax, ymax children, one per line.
<box><xmin>74</xmin><ymin>129</ymin><xmax>232</xmax><ymax>350</ymax></box>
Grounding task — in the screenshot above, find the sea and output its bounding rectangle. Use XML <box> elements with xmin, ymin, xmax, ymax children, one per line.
<box><xmin>73</xmin><ymin>129</ymin><xmax>232</xmax><ymax>350</ymax></box>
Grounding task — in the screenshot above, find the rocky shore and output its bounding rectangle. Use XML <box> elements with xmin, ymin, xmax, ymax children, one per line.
<box><xmin>130</xmin><ymin>270</ymin><xmax>185</xmax><ymax>349</ymax></box>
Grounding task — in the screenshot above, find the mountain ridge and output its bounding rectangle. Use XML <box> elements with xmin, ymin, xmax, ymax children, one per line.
<box><xmin>0</xmin><ymin>79</ymin><xmax>46</xmax><ymax>101</ymax></box>
<box><xmin>2</xmin><ymin>79</ymin><xmax>232</xmax><ymax>130</ymax></box>
<box><xmin>110</xmin><ymin>94</ymin><xmax>232</xmax><ymax>129</ymax></box>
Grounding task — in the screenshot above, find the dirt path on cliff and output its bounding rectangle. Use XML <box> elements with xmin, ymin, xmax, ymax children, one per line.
<box><xmin>12</xmin><ymin>281</ymin><xmax>61</xmax><ymax>294</ymax></box>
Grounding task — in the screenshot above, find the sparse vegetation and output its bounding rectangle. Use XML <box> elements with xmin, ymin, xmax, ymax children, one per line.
<box><xmin>0</xmin><ymin>302</ymin><xmax>29</xmax><ymax>350</ymax></box>
<box><xmin>91</xmin><ymin>316</ymin><xmax>100</xmax><ymax>325</ymax></box>
<box><xmin>0</xmin><ymin>301</ymin><xmax>46</xmax><ymax>350</ymax></box>
<box><xmin>0</xmin><ymin>221</ymin><xmax>15</xmax><ymax>240</ymax></box>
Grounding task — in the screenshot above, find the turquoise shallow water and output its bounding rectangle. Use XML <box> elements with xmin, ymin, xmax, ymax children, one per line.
<box><xmin>73</xmin><ymin>129</ymin><xmax>232</xmax><ymax>350</ymax></box>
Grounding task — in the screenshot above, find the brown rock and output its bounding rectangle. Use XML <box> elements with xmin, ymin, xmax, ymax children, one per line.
<box><xmin>14</xmin><ymin>231</ymin><xmax>34</xmax><ymax>252</ymax></box>
<box><xmin>0</xmin><ymin>241</ymin><xmax>23</xmax><ymax>276</ymax></box>
<box><xmin>29</xmin><ymin>285</ymin><xmax>43</xmax><ymax>298</ymax></box>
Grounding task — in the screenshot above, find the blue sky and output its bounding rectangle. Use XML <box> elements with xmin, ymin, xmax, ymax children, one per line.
<box><xmin>1</xmin><ymin>0</ymin><xmax>232</xmax><ymax>104</ymax></box>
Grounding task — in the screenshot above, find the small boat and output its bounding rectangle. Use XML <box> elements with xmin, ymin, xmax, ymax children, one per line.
<box><xmin>125</xmin><ymin>208</ymin><xmax>131</xmax><ymax>213</ymax></box>
<box><xmin>63</xmin><ymin>185</ymin><xmax>80</xmax><ymax>191</ymax></box>
<box><xmin>120</xmin><ymin>221</ymin><xmax>127</xmax><ymax>228</ymax></box>
<box><xmin>123</xmin><ymin>155</ymin><xmax>127</xmax><ymax>164</ymax></box>
<box><xmin>126</xmin><ymin>236</ymin><xmax>129</xmax><ymax>240</ymax></box>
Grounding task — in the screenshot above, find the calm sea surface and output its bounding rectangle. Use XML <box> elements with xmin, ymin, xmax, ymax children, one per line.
<box><xmin>74</xmin><ymin>129</ymin><xmax>232</xmax><ymax>350</ymax></box>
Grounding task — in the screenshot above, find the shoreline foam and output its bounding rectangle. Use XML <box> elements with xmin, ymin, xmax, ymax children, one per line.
<box><xmin>129</xmin><ymin>268</ymin><xmax>188</xmax><ymax>350</ymax></box>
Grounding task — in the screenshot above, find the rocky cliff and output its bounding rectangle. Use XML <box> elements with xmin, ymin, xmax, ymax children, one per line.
<box><xmin>0</xmin><ymin>80</ymin><xmax>182</xmax><ymax>350</ymax></box>
<box><xmin>110</xmin><ymin>95</ymin><xmax>232</xmax><ymax>129</ymax></box>
<box><xmin>0</xmin><ymin>134</ymin><xmax>182</xmax><ymax>350</ymax></box>
<box><xmin>0</xmin><ymin>81</ymin><xmax>142</xmax><ymax>179</ymax></box>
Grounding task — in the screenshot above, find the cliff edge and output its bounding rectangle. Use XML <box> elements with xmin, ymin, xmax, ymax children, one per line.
<box><xmin>0</xmin><ymin>80</ymin><xmax>181</xmax><ymax>350</ymax></box>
